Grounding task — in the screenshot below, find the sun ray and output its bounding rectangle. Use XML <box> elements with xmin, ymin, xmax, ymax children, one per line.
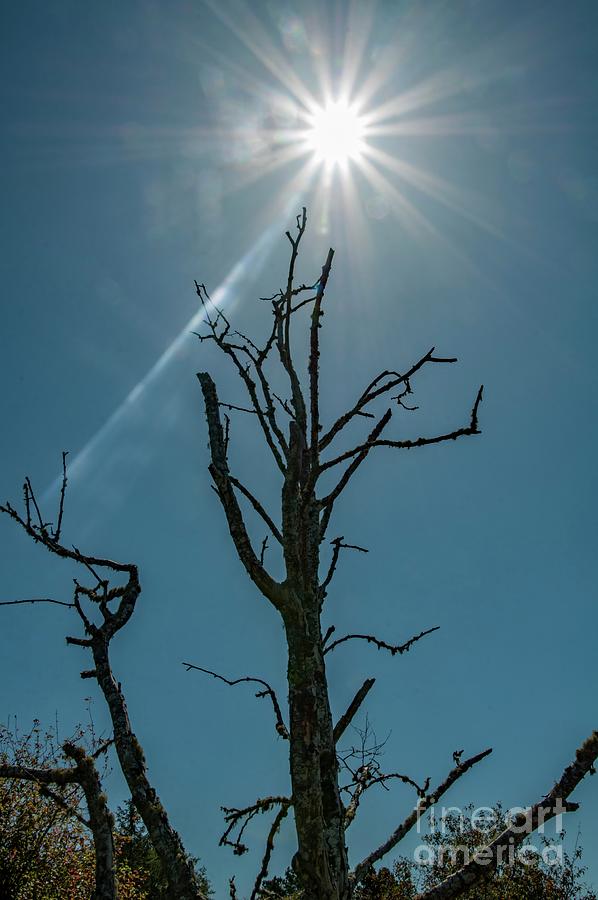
<box><xmin>203</xmin><ymin>0</ymin><xmax>317</xmax><ymax>114</ymax></box>
<box><xmin>363</xmin><ymin>144</ymin><xmax>507</xmax><ymax>240</ymax></box>
<box><xmin>354</xmin><ymin>153</ymin><xmax>437</xmax><ymax>240</ymax></box>
<box><xmin>220</xmin><ymin>142</ymin><xmax>316</xmax><ymax>196</ymax></box>
<box><xmin>339</xmin><ymin>1</ymin><xmax>376</xmax><ymax>102</ymax></box>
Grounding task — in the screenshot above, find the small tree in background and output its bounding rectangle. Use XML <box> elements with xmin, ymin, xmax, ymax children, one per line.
<box><xmin>1</xmin><ymin>209</ymin><xmax>597</xmax><ymax>898</ymax></box>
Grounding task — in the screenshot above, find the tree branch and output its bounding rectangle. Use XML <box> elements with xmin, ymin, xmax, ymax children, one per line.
<box><xmin>321</xmin><ymin>386</ymin><xmax>484</xmax><ymax>475</ymax></box>
<box><xmin>228</xmin><ymin>475</ymin><xmax>283</xmax><ymax>546</ymax></box>
<box><xmin>250</xmin><ymin>801</ymin><xmax>292</xmax><ymax>900</ymax></box>
<box><xmin>183</xmin><ymin>663</ymin><xmax>289</xmax><ymax>740</ymax></box>
<box><xmin>220</xmin><ymin>795</ymin><xmax>290</xmax><ymax>856</ymax></box>
<box><xmin>195</xmin><ymin>282</ymin><xmax>288</xmax><ymax>471</ymax></box>
<box><xmin>309</xmin><ymin>247</ymin><xmax>334</xmax><ymax>468</ymax></box>
<box><xmin>324</xmin><ymin>626</ymin><xmax>440</xmax><ymax>657</ymax></box>
<box><xmin>278</xmin><ymin>208</ymin><xmax>308</xmax><ymax>432</ymax></box>
<box><xmin>353</xmin><ymin>746</ymin><xmax>492</xmax><ymax>882</ymax></box>
<box><xmin>319</xmin><ymin>537</ymin><xmax>369</xmax><ymax>601</ymax></box>
<box><xmin>319</xmin><ymin>348</ymin><xmax>458</xmax><ymax>452</ymax></box>
<box><xmin>198</xmin><ymin>372</ymin><xmax>285</xmax><ymax>610</ymax></box>
<box><xmin>319</xmin><ymin>409</ymin><xmax>392</xmax><ymax>540</ymax></box>
<box><xmin>333</xmin><ymin>678</ymin><xmax>376</xmax><ymax>744</ymax></box>
<box><xmin>0</xmin><ymin>597</ymin><xmax>74</xmax><ymax>609</ymax></box>
<box><xmin>417</xmin><ymin>730</ymin><xmax>598</xmax><ymax>899</ymax></box>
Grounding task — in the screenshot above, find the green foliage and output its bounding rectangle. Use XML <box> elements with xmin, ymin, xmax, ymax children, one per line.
<box><xmin>355</xmin><ymin>804</ymin><xmax>597</xmax><ymax>900</ymax></box>
<box><xmin>0</xmin><ymin>722</ymin><xmax>212</xmax><ymax>899</ymax></box>
<box><xmin>115</xmin><ymin>799</ymin><xmax>212</xmax><ymax>898</ymax></box>
<box><xmin>0</xmin><ymin>720</ymin><xmax>94</xmax><ymax>899</ymax></box>
<box><xmin>263</xmin><ymin>805</ymin><xmax>596</xmax><ymax>899</ymax></box>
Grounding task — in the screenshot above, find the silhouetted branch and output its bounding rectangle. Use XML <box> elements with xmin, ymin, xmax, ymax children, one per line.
<box><xmin>0</xmin><ymin>597</ymin><xmax>74</xmax><ymax>609</ymax></box>
<box><xmin>324</xmin><ymin>625</ymin><xmax>440</xmax><ymax>657</ymax></box>
<box><xmin>343</xmin><ymin>766</ymin><xmax>431</xmax><ymax>830</ymax></box>
<box><xmin>220</xmin><ymin>795</ymin><xmax>290</xmax><ymax>856</ymax></box>
<box><xmin>319</xmin><ymin>348</ymin><xmax>458</xmax><ymax>452</ymax></box>
<box><xmin>309</xmin><ymin>247</ymin><xmax>334</xmax><ymax>468</ymax></box>
<box><xmin>321</xmin><ymin>386</ymin><xmax>484</xmax><ymax>474</ymax></box>
<box><xmin>1</xmin><ymin>496</ymin><xmax>135</xmax><ymax>576</ymax></box>
<box><xmin>250</xmin><ymin>800</ymin><xmax>292</xmax><ymax>900</ymax></box>
<box><xmin>319</xmin><ymin>410</ymin><xmax>392</xmax><ymax>540</ymax></box>
<box><xmin>417</xmin><ymin>730</ymin><xmax>598</xmax><ymax>899</ymax></box>
<box><xmin>219</xmin><ymin>401</ymin><xmax>258</xmax><ymax>415</ymax></box>
<box><xmin>198</xmin><ymin>372</ymin><xmax>285</xmax><ymax>609</ymax></box>
<box><xmin>183</xmin><ymin>663</ymin><xmax>289</xmax><ymax>740</ymax></box>
<box><xmin>196</xmin><ymin>282</ymin><xmax>287</xmax><ymax>472</ymax></box>
<box><xmin>320</xmin><ymin>537</ymin><xmax>369</xmax><ymax>600</ymax></box>
<box><xmin>353</xmin><ymin>746</ymin><xmax>492</xmax><ymax>882</ymax></box>
<box><xmin>334</xmin><ymin>678</ymin><xmax>376</xmax><ymax>744</ymax></box>
<box><xmin>228</xmin><ymin>475</ymin><xmax>283</xmax><ymax>546</ymax></box>
<box><xmin>54</xmin><ymin>450</ymin><xmax>68</xmax><ymax>541</ymax></box>
<box><xmin>277</xmin><ymin>208</ymin><xmax>308</xmax><ymax>430</ymax></box>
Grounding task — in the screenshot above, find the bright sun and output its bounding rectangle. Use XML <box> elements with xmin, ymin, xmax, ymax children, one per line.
<box><xmin>306</xmin><ymin>100</ymin><xmax>365</xmax><ymax>167</ymax></box>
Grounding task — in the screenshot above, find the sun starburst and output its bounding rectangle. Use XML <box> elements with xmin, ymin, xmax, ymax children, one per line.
<box><xmin>305</xmin><ymin>100</ymin><xmax>366</xmax><ymax>168</ymax></box>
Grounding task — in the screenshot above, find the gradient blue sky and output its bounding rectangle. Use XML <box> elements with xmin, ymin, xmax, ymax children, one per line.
<box><xmin>1</xmin><ymin>1</ymin><xmax>597</xmax><ymax>895</ymax></box>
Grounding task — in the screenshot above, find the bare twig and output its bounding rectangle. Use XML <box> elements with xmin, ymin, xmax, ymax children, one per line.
<box><xmin>220</xmin><ymin>795</ymin><xmax>290</xmax><ymax>857</ymax></box>
<box><xmin>183</xmin><ymin>663</ymin><xmax>289</xmax><ymax>740</ymax></box>
<box><xmin>309</xmin><ymin>247</ymin><xmax>334</xmax><ymax>468</ymax></box>
<box><xmin>0</xmin><ymin>597</ymin><xmax>74</xmax><ymax>609</ymax></box>
<box><xmin>353</xmin><ymin>747</ymin><xmax>493</xmax><ymax>881</ymax></box>
<box><xmin>320</xmin><ymin>537</ymin><xmax>369</xmax><ymax>600</ymax></box>
<box><xmin>320</xmin><ymin>386</ymin><xmax>484</xmax><ymax>474</ymax></box>
<box><xmin>250</xmin><ymin>800</ymin><xmax>291</xmax><ymax>900</ymax></box>
<box><xmin>319</xmin><ymin>348</ymin><xmax>459</xmax><ymax>452</ymax></box>
<box><xmin>219</xmin><ymin>401</ymin><xmax>258</xmax><ymax>415</ymax></box>
<box><xmin>53</xmin><ymin>450</ymin><xmax>68</xmax><ymax>541</ymax></box>
<box><xmin>343</xmin><ymin>766</ymin><xmax>430</xmax><ymax>830</ymax></box>
<box><xmin>324</xmin><ymin>625</ymin><xmax>440</xmax><ymax>657</ymax></box>
<box><xmin>319</xmin><ymin>410</ymin><xmax>392</xmax><ymax>540</ymax></box>
<box><xmin>259</xmin><ymin>536</ymin><xmax>269</xmax><ymax>565</ymax></box>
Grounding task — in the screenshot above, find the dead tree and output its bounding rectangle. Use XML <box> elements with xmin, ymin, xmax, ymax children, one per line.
<box><xmin>0</xmin><ymin>463</ymin><xmax>206</xmax><ymax>900</ymax></box>
<box><xmin>192</xmin><ymin>208</ymin><xmax>598</xmax><ymax>898</ymax></box>
<box><xmin>2</xmin><ymin>209</ymin><xmax>597</xmax><ymax>899</ymax></box>
<box><xmin>0</xmin><ymin>740</ymin><xmax>115</xmax><ymax>900</ymax></box>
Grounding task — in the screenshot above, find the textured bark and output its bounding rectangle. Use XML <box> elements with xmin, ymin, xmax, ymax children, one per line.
<box><xmin>91</xmin><ymin>634</ymin><xmax>204</xmax><ymax>900</ymax></box>
<box><xmin>285</xmin><ymin>601</ymin><xmax>349</xmax><ymax>900</ymax></box>
<box><xmin>62</xmin><ymin>743</ymin><xmax>116</xmax><ymax>900</ymax></box>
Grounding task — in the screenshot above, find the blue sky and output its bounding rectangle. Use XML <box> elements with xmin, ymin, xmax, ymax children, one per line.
<box><xmin>1</xmin><ymin>0</ymin><xmax>597</xmax><ymax>894</ymax></box>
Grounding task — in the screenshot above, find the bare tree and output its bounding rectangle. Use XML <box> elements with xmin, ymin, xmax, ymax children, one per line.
<box><xmin>0</xmin><ymin>463</ymin><xmax>206</xmax><ymax>900</ymax></box>
<box><xmin>193</xmin><ymin>208</ymin><xmax>598</xmax><ymax>898</ymax></box>
<box><xmin>2</xmin><ymin>209</ymin><xmax>597</xmax><ymax>899</ymax></box>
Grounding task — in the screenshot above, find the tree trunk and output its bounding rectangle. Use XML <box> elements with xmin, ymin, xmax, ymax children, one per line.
<box><xmin>285</xmin><ymin>599</ymin><xmax>350</xmax><ymax>900</ymax></box>
<box><xmin>92</xmin><ymin>636</ymin><xmax>205</xmax><ymax>900</ymax></box>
